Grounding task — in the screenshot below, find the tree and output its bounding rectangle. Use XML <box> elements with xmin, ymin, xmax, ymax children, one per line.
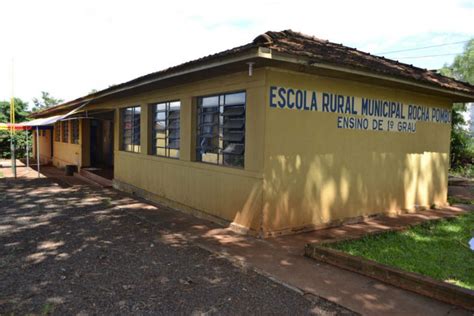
<box><xmin>0</xmin><ymin>98</ymin><xmax>29</xmax><ymax>124</ymax></box>
<box><xmin>439</xmin><ymin>39</ymin><xmax>474</xmax><ymax>170</ymax></box>
<box><xmin>0</xmin><ymin>98</ymin><xmax>31</xmax><ymax>159</ymax></box>
<box><xmin>32</xmin><ymin>91</ymin><xmax>63</xmax><ymax>112</ymax></box>
<box><xmin>440</xmin><ymin>39</ymin><xmax>474</xmax><ymax>83</ymax></box>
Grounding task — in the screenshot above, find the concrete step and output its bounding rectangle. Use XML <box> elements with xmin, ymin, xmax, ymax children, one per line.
<box><xmin>79</xmin><ymin>168</ymin><xmax>113</xmax><ymax>187</ymax></box>
<box><xmin>73</xmin><ymin>172</ymin><xmax>103</xmax><ymax>187</ymax></box>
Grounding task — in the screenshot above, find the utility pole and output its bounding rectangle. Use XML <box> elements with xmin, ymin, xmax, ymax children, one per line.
<box><xmin>25</xmin><ymin>129</ymin><xmax>29</xmax><ymax>168</ymax></box>
<box><xmin>10</xmin><ymin>58</ymin><xmax>16</xmax><ymax>178</ymax></box>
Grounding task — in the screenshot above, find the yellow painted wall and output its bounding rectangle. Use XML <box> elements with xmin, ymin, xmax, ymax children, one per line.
<box><xmin>92</xmin><ymin>70</ymin><xmax>267</xmax><ymax>232</ymax></box>
<box><xmin>262</xmin><ymin>68</ymin><xmax>451</xmax><ymax>234</ymax></box>
<box><xmin>52</xmin><ymin>120</ymin><xmax>83</xmax><ymax>169</ymax></box>
<box><xmin>115</xmin><ymin>152</ymin><xmax>263</xmax><ymax>230</ymax></box>
<box><xmin>40</xmin><ymin>66</ymin><xmax>453</xmax><ymax>236</ymax></box>
<box><xmin>33</xmin><ymin>129</ymin><xmax>52</xmax><ymax>164</ymax></box>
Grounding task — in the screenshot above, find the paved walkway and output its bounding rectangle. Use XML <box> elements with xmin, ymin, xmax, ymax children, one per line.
<box><xmin>0</xmin><ymin>160</ymin><xmax>86</xmax><ymax>186</ymax></box>
<box><xmin>2</xmin><ymin>161</ymin><xmax>472</xmax><ymax>315</ymax></box>
<box><xmin>126</xmin><ymin>204</ymin><xmax>472</xmax><ymax>316</ymax></box>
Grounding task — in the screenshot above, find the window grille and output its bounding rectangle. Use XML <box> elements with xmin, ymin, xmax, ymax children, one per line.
<box><xmin>196</xmin><ymin>91</ymin><xmax>245</xmax><ymax>168</ymax></box>
<box><xmin>54</xmin><ymin>123</ymin><xmax>60</xmax><ymax>142</ymax></box>
<box><xmin>61</xmin><ymin>121</ymin><xmax>69</xmax><ymax>143</ymax></box>
<box><xmin>151</xmin><ymin>101</ymin><xmax>180</xmax><ymax>158</ymax></box>
<box><xmin>121</xmin><ymin>106</ymin><xmax>141</xmax><ymax>153</ymax></box>
<box><xmin>71</xmin><ymin>120</ymin><xmax>79</xmax><ymax>144</ymax></box>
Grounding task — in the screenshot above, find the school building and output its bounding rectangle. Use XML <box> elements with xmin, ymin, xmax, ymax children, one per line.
<box><xmin>30</xmin><ymin>30</ymin><xmax>474</xmax><ymax>236</ymax></box>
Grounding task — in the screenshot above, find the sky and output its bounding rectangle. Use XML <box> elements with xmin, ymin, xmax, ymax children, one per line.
<box><xmin>0</xmin><ymin>0</ymin><xmax>473</xmax><ymax>108</ymax></box>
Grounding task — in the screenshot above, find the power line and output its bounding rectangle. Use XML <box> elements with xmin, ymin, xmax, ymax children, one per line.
<box><xmin>377</xmin><ymin>40</ymin><xmax>469</xmax><ymax>55</ymax></box>
<box><xmin>397</xmin><ymin>53</ymin><xmax>460</xmax><ymax>59</ymax></box>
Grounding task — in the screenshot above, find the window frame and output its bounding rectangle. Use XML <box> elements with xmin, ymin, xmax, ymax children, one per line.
<box><xmin>150</xmin><ymin>100</ymin><xmax>181</xmax><ymax>159</ymax></box>
<box><xmin>121</xmin><ymin>105</ymin><xmax>141</xmax><ymax>153</ymax></box>
<box><xmin>71</xmin><ymin>119</ymin><xmax>80</xmax><ymax>144</ymax></box>
<box><xmin>61</xmin><ymin>121</ymin><xmax>69</xmax><ymax>143</ymax></box>
<box><xmin>196</xmin><ymin>91</ymin><xmax>246</xmax><ymax>168</ymax></box>
<box><xmin>54</xmin><ymin>122</ymin><xmax>60</xmax><ymax>142</ymax></box>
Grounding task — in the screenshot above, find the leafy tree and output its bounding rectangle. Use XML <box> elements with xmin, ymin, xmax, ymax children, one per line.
<box><xmin>0</xmin><ymin>98</ymin><xmax>29</xmax><ymax>124</ymax></box>
<box><xmin>440</xmin><ymin>39</ymin><xmax>474</xmax><ymax>84</ymax></box>
<box><xmin>32</xmin><ymin>91</ymin><xmax>63</xmax><ymax>112</ymax></box>
<box><xmin>0</xmin><ymin>98</ymin><xmax>31</xmax><ymax>158</ymax></box>
<box><xmin>439</xmin><ymin>39</ymin><xmax>474</xmax><ymax>170</ymax></box>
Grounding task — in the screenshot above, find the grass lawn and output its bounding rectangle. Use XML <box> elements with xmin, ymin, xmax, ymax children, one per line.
<box><xmin>0</xmin><ymin>170</ymin><xmax>3</xmax><ymax>178</ymax></box>
<box><xmin>326</xmin><ymin>212</ymin><xmax>474</xmax><ymax>290</ymax></box>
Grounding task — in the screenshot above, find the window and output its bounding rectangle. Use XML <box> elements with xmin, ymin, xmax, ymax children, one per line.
<box><xmin>54</xmin><ymin>123</ymin><xmax>60</xmax><ymax>142</ymax></box>
<box><xmin>61</xmin><ymin>121</ymin><xmax>69</xmax><ymax>143</ymax></box>
<box><xmin>196</xmin><ymin>91</ymin><xmax>245</xmax><ymax>168</ymax></box>
<box><xmin>151</xmin><ymin>101</ymin><xmax>180</xmax><ymax>158</ymax></box>
<box><xmin>71</xmin><ymin>120</ymin><xmax>79</xmax><ymax>144</ymax></box>
<box><xmin>121</xmin><ymin>106</ymin><xmax>141</xmax><ymax>152</ymax></box>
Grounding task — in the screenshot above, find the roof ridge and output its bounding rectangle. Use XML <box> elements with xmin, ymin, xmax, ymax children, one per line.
<box><xmin>272</xmin><ymin>30</ymin><xmax>434</xmax><ymax>73</ymax></box>
<box><xmin>260</xmin><ymin>29</ymin><xmax>474</xmax><ymax>89</ymax></box>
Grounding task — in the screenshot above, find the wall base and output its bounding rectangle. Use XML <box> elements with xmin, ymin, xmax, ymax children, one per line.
<box><xmin>260</xmin><ymin>203</ymin><xmax>448</xmax><ymax>238</ymax></box>
<box><xmin>112</xmin><ymin>179</ymin><xmax>259</xmax><ymax>237</ymax></box>
<box><xmin>112</xmin><ymin>180</ymin><xmax>448</xmax><ymax>239</ymax></box>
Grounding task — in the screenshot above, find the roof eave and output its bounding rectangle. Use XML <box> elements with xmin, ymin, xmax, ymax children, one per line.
<box><xmin>31</xmin><ymin>46</ymin><xmax>267</xmax><ymax>118</ymax></box>
<box><xmin>312</xmin><ymin>61</ymin><xmax>474</xmax><ymax>102</ymax></box>
<box><xmin>30</xmin><ymin>43</ymin><xmax>474</xmax><ymax>120</ymax></box>
<box><xmin>263</xmin><ymin>50</ymin><xmax>474</xmax><ymax>102</ymax></box>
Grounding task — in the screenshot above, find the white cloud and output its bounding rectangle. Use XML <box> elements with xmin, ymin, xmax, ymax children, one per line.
<box><xmin>0</xmin><ymin>0</ymin><xmax>472</xmax><ymax>106</ymax></box>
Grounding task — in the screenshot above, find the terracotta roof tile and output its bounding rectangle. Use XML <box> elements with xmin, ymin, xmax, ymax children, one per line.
<box><xmin>32</xmin><ymin>30</ymin><xmax>474</xmax><ymax>117</ymax></box>
<box><xmin>259</xmin><ymin>30</ymin><xmax>474</xmax><ymax>94</ymax></box>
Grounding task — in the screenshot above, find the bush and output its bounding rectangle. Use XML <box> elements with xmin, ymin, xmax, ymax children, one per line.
<box><xmin>451</xmin><ymin>128</ymin><xmax>474</xmax><ymax>167</ymax></box>
<box><xmin>0</xmin><ymin>130</ymin><xmax>33</xmax><ymax>159</ymax></box>
<box><xmin>451</xmin><ymin>164</ymin><xmax>474</xmax><ymax>179</ymax></box>
<box><xmin>0</xmin><ymin>97</ymin><xmax>31</xmax><ymax>159</ymax></box>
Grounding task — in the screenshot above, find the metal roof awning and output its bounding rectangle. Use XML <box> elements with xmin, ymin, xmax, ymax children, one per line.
<box><xmin>17</xmin><ymin>114</ymin><xmax>65</xmax><ymax>128</ymax></box>
<box><xmin>2</xmin><ymin>101</ymin><xmax>90</xmax><ymax>178</ymax></box>
<box><xmin>0</xmin><ymin>116</ymin><xmax>62</xmax><ymax>130</ymax></box>
<box><xmin>16</xmin><ymin>113</ymin><xmax>69</xmax><ymax>127</ymax></box>
<box><xmin>18</xmin><ymin>101</ymin><xmax>90</xmax><ymax>128</ymax></box>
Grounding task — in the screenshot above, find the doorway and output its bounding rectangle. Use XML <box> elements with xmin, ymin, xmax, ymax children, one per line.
<box><xmin>87</xmin><ymin>110</ymin><xmax>115</xmax><ymax>180</ymax></box>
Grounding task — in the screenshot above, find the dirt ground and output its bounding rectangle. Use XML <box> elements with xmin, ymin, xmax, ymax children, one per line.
<box><xmin>448</xmin><ymin>175</ymin><xmax>474</xmax><ymax>203</ymax></box>
<box><xmin>0</xmin><ymin>176</ymin><xmax>354</xmax><ymax>315</ymax></box>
